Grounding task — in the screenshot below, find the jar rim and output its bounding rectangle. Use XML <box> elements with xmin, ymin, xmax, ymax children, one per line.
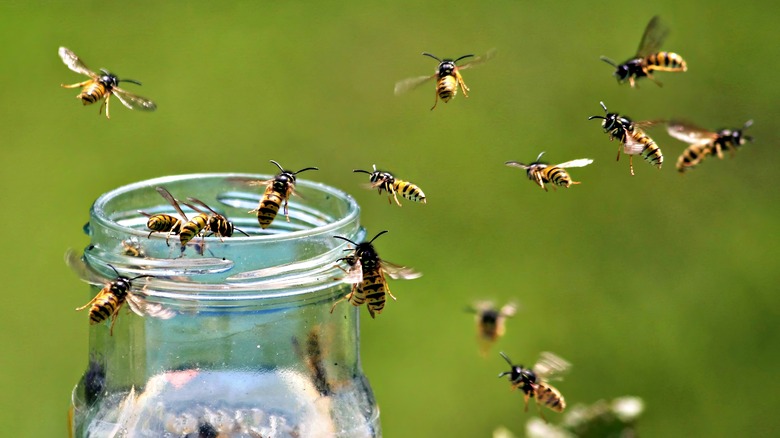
<box><xmin>77</xmin><ymin>172</ymin><xmax>363</xmax><ymax>302</ymax></box>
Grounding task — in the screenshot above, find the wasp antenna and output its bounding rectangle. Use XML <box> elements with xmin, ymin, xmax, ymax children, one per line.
<box><xmin>368</xmin><ymin>230</ymin><xmax>389</xmax><ymax>244</ymax></box>
<box><xmin>535</xmin><ymin>152</ymin><xmax>546</xmax><ymax>162</ymax></box>
<box><xmin>333</xmin><ymin>235</ymin><xmax>358</xmax><ymax>246</ymax></box>
<box><xmin>235</xmin><ymin>228</ymin><xmax>250</xmax><ymax>237</ymax></box>
<box><xmin>121</xmin><ymin>78</ymin><xmax>143</xmax><ymax>86</ymax></box>
<box><xmin>106</xmin><ymin>263</ymin><xmax>121</xmax><ymax>278</ymax></box>
<box><xmin>294</xmin><ymin>166</ymin><xmax>319</xmax><ymax>175</ymax></box>
<box><xmin>599</xmin><ymin>56</ymin><xmax>618</xmax><ymax>67</ymax></box>
<box><xmin>129</xmin><ymin>274</ymin><xmax>155</xmax><ymax>282</ymax></box>
<box><xmin>588</xmin><ymin>115</ymin><xmax>605</xmax><ymax>121</ymax></box>
<box><xmin>598</xmin><ymin>101</ymin><xmax>608</xmax><ymax>113</ymax></box>
<box><xmin>422</xmin><ymin>52</ymin><xmax>442</xmax><ymax>62</ymax></box>
<box><xmin>499</xmin><ymin>351</ymin><xmax>514</xmax><ymax>366</ymax></box>
<box><xmin>454</xmin><ymin>54</ymin><xmax>475</xmax><ymax>63</ymax></box>
<box><xmin>269</xmin><ymin>160</ymin><xmax>285</xmax><ymax>173</ymax></box>
<box><xmin>497</xmin><ymin>371</ymin><xmax>512</xmax><ymax>378</ymax></box>
<box><xmin>353</xmin><ymin>169</ymin><xmax>373</xmax><ymax>175</ymax></box>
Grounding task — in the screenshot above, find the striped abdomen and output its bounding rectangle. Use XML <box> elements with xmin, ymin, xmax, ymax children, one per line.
<box><xmin>392</xmin><ymin>180</ymin><xmax>426</xmax><ymax>203</ymax></box>
<box><xmin>540</xmin><ymin>166</ymin><xmax>575</xmax><ymax>188</ymax></box>
<box><xmin>87</xmin><ymin>288</ymin><xmax>126</xmax><ymax>325</ymax></box>
<box><xmin>362</xmin><ymin>269</ymin><xmax>389</xmax><ymax>319</ymax></box>
<box><xmin>677</xmin><ymin>143</ymin><xmax>710</xmax><ymax>173</ymax></box>
<box><xmin>146</xmin><ymin>214</ymin><xmax>181</xmax><ymax>234</ymax></box>
<box><xmin>644</xmin><ymin>52</ymin><xmax>687</xmax><ymax>72</ymax></box>
<box><xmin>535</xmin><ymin>382</ymin><xmax>566</xmax><ymax>412</ymax></box>
<box><xmin>179</xmin><ymin>213</ymin><xmax>209</xmax><ymax>245</ymax></box>
<box><xmin>436</xmin><ymin>75</ymin><xmax>458</xmax><ymax>102</ymax></box>
<box><xmin>78</xmin><ymin>81</ymin><xmax>110</xmax><ymax>105</ymax></box>
<box><xmin>626</xmin><ymin>129</ymin><xmax>664</xmax><ymax>169</ymax></box>
<box><xmin>256</xmin><ymin>186</ymin><xmax>285</xmax><ymax>229</ymax></box>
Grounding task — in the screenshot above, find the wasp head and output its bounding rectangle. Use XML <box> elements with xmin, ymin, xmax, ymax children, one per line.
<box><xmin>98</xmin><ymin>69</ymin><xmax>120</xmax><ymax>89</ymax></box>
<box><xmin>498</xmin><ymin>352</ymin><xmax>538</xmax><ymax>394</ymax></box>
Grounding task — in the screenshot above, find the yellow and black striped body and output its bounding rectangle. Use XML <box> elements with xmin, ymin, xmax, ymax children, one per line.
<box><xmin>590</xmin><ymin>102</ymin><xmax>663</xmax><ymax>175</ymax></box>
<box><xmin>76</xmin><ymin>80</ymin><xmax>110</xmax><ymax>105</ymax></box>
<box><xmin>428</xmin><ymin>54</ymin><xmax>473</xmax><ymax>110</ymax></box>
<box><xmin>538</xmin><ymin>166</ymin><xmax>575</xmax><ymax>189</ymax></box>
<box><xmin>625</xmin><ymin>127</ymin><xmax>664</xmax><ymax>171</ymax></box>
<box><xmin>179</xmin><ymin>213</ymin><xmax>209</xmax><ymax>246</ymax></box>
<box><xmin>436</xmin><ymin>75</ymin><xmax>459</xmax><ymax>103</ymax></box>
<box><xmin>361</xmin><ymin>267</ymin><xmax>390</xmax><ymax>318</ymax></box>
<box><xmin>644</xmin><ymin>51</ymin><xmax>687</xmax><ymax>73</ymax></box>
<box><xmin>677</xmin><ymin>143</ymin><xmax>711</xmax><ymax>173</ymax></box>
<box><xmin>256</xmin><ymin>182</ymin><xmax>291</xmax><ymax>229</ymax></box>
<box><xmin>145</xmin><ymin>213</ymin><xmax>182</xmax><ymax>239</ymax></box>
<box><xmin>534</xmin><ymin>382</ymin><xmax>566</xmax><ymax>413</ymax></box>
<box><xmin>392</xmin><ymin>180</ymin><xmax>426</xmax><ymax>204</ymax></box>
<box><xmin>77</xmin><ymin>277</ymin><xmax>132</xmax><ymax>327</ymax></box>
<box><xmin>207</xmin><ymin>215</ymin><xmax>235</xmax><ymax>238</ymax></box>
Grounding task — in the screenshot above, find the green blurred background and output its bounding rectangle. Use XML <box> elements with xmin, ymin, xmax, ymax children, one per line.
<box><xmin>1</xmin><ymin>1</ymin><xmax>778</xmax><ymax>436</ymax></box>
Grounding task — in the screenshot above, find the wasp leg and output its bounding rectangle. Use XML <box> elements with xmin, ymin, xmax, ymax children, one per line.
<box><xmin>455</xmin><ymin>72</ymin><xmax>470</xmax><ymax>97</ymax></box>
<box><xmin>534</xmin><ymin>396</ymin><xmax>548</xmax><ymax>423</ymax></box>
<box><xmin>108</xmin><ymin>304</ymin><xmax>124</xmax><ymax>336</ymax></box>
<box><xmin>61</xmin><ymin>80</ymin><xmax>93</xmax><ymax>89</ymax></box>
<box><xmin>430</xmin><ymin>89</ymin><xmax>440</xmax><ymax>111</ymax></box>
<box><xmin>100</xmin><ymin>93</ymin><xmax>111</xmax><ymax>119</ymax></box>
<box><xmin>329</xmin><ymin>292</ymin><xmax>353</xmax><ymax>314</ymax></box>
<box><xmin>283</xmin><ymin>199</ymin><xmax>290</xmax><ymax>222</ymax></box>
<box><xmin>75</xmin><ymin>295</ymin><xmax>99</xmax><ymax>311</ymax></box>
<box><xmin>629</xmin><ymin>155</ymin><xmax>636</xmax><ymax>176</ymax></box>
<box><xmin>616</xmin><ymin>143</ymin><xmax>622</xmax><ymax>162</ymax></box>
<box><xmin>391</xmin><ymin>190</ymin><xmax>402</xmax><ymax>207</ymax></box>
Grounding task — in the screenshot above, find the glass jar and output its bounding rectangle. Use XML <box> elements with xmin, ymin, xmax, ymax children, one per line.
<box><xmin>68</xmin><ymin>173</ymin><xmax>380</xmax><ymax>438</ymax></box>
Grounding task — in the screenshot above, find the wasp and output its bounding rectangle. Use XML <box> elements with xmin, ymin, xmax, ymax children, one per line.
<box><xmin>247</xmin><ymin>160</ymin><xmax>319</xmax><ymax>229</ymax></box>
<box><xmin>506</xmin><ymin>152</ymin><xmax>593</xmax><ymax>191</ymax></box>
<box><xmin>58</xmin><ymin>47</ymin><xmax>156</xmax><ymax>119</ymax></box>
<box><xmin>140</xmin><ymin>207</ymin><xmax>183</xmax><ymax>244</ymax></box>
<box><xmin>183</xmin><ymin>197</ymin><xmax>249</xmax><ymax>241</ymax></box>
<box><xmin>600</xmin><ymin>16</ymin><xmax>687</xmax><ymax>87</ymax></box>
<box><xmin>120</xmin><ymin>237</ymin><xmax>146</xmax><ymax>258</ymax></box>
<box><xmin>330</xmin><ymin>231</ymin><xmax>421</xmax><ymax>318</ymax></box>
<box><xmin>394</xmin><ymin>50</ymin><xmax>495</xmax><ymax>110</ymax></box>
<box><xmin>353</xmin><ymin>164</ymin><xmax>427</xmax><ymax>206</ymax></box>
<box><xmin>498</xmin><ymin>351</ymin><xmax>570</xmax><ymax>417</ymax></box>
<box><xmin>466</xmin><ymin>301</ymin><xmax>518</xmax><ymax>356</ymax></box>
<box><xmin>151</xmin><ymin>186</ymin><xmax>212</xmax><ymax>254</ymax></box>
<box><xmin>66</xmin><ymin>249</ymin><xmax>172</xmax><ymax>335</ymax></box>
<box><xmin>589</xmin><ymin>101</ymin><xmax>663</xmax><ymax>175</ymax></box>
<box><xmin>667</xmin><ymin>120</ymin><xmax>754</xmax><ymax>173</ymax></box>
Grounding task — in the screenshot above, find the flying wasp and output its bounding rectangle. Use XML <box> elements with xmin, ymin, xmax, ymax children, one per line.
<box><xmin>58</xmin><ymin>47</ymin><xmax>156</xmax><ymax>119</ymax></box>
<box><xmin>66</xmin><ymin>249</ymin><xmax>172</xmax><ymax>335</ymax></box>
<box><xmin>589</xmin><ymin>101</ymin><xmax>663</xmax><ymax>175</ymax></box>
<box><xmin>353</xmin><ymin>164</ymin><xmax>427</xmax><ymax>206</ymax></box>
<box><xmin>330</xmin><ymin>231</ymin><xmax>421</xmax><ymax>319</ymax></box>
<box><xmin>247</xmin><ymin>160</ymin><xmax>319</xmax><ymax>229</ymax></box>
<box><xmin>667</xmin><ymin>119</ymin><xmax>754</xmax><ymax>173</ymax></box>
<box><xmin>506</xmin><ymin>153</ymin><xmax>594</xmax><ymax>191</ymax></box>
<box><xmin>498</xmin><ymin>351</ymin><xmax>570</xmax><ymax>417</ymax></box>
<box><xmin>394</xmin><ymin>50</ymin><xmax>495</xmax><ymax>110</ymax></box>
<box><xmin>466</xmin><ymin>301</ymin><xmax>518</xmax><ymax>356</ymax></box>
<box><xmin>183</xmin><ymin>197</ymin><xmax>249</xmax><ymax>240</ymax></box>
<box><xmin>600</xmin><ymin>16</ymin><xmax>687</xmax><ymax>87</ymax></box>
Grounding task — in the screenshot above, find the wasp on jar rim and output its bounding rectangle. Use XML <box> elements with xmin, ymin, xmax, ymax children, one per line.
<box><xmin>182</xmin><ymin>197</ymin><xmax>250</xmax><ymax>241</ymax></box>
<box><xmin>667</xmin><ymin>119</ymin><xmax>754</xmax><ymax>173</ymax></box>
<box><xmin>66</xmin><ymin>249</ymin><xmax>173</xmax><ymax>335</ymax></box>
<box><xmin>152</xmin><ymin>186</ymin><xmax>212</xmax><ymax>255</ymax></box>
<box><xmin>246</xmin><ymin>160</ymin><xmax>319</xmax><ymax>229</ymax></box>
<box><xmin>466</xmin><ymin>301</ymin><xmax>518</xmax><ymax>356</ymax></box>
<box><xmin>506</xmin><ymin>152</ymin><xmax>594</xmax><ymax>191</ymax></box>
<box><xmin>600</xmin><ymin>16</ymin><xmax>688</xmax><ymax>88</ymax></box>
<box><xmin>589</xmin><ymin>101</ymin><xmax>663</xmax><ymax>175</ymax></box>
<box><xmin>58</xmin><ymin>47</ymin><xmax>156</xmax><ymax>119</ymax></box>
<box><xmin>394</xmin><ymin>49</ymin><xmax>495</xmax><ymax>110</ymax></box>
<box><xmin>498</xmin><ymin>351</ymin><xmax>570</xmax><ymax>418</ymax></box>
<box><xmin>353</xmin><ymin>164</ymin><xmax>427</xmax><ymax>206</ymax></box>
<box><xmin>330</xmin><ymin>231</ymin><xmax>421</xmax><ymax>318</ymax></box>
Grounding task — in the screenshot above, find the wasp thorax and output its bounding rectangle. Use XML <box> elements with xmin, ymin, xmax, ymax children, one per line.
<box><xmin>98</xmin><ymin>73</ymin><xmax>119</xmax><ymax>89</ymax></box>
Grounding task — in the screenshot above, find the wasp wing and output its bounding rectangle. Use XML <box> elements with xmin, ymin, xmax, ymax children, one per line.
<box><xmin>394</xmin><ymin>74</ymin><xmax>435</xmax><ymax>95</ymax></box>
<box><xmin>457</xmin><ymin>48</ymin><xmax>497</xmax><ymax>71</ymax></box>
<box><xmin>112</xmin><ymin>88</ymin><xmax>157</xmax><ymax>111</ymax></box>
<box><xmin>127</xmin><ymin>293</ymin><xmax>176</xmax><ymax>320</ymax></box>
<box><xmin>156</xmin><ymin>187</ymin><xmax>189</xmax><ymax>221</ymax></box>
<box><xmin>499</xmin><ymin>300</ymin><xmax>519</xmax><ymax>318</ymax></box>
<box><xmin>622</xmin><ymin>135</ymin><xmax>650</xmax><ymax>155</ymax></box>
<box><xmin>636</xmin><ymin>16</ymin><xmax>669</xmax><ymax>58</ymax></box>
<box><xmin>666</xmin><ymin>120</ymin><xmax>717</xmax><ymax>144</ymax></box>
<box><xmin>554</xmin><ymin>158</ymin><xmax>594</xmax><ymax>169</ymax></box>
<box><xmin>533</xmin><ymin>351</ymin><xmax>571</xmax><ymax>381</ymax></box>
<box><xmin>505</xmin><ymin>161</ymin><xmax>531</xmax><ymax>170</ymax></box>
<box><xmin>58</xmin><ymin>47</ymin><xmax>98</xmax><ymax>78</ymax></box>
<box><xmin>380</xmin><ymin>260</ymin><xmax>422</xmax><ymax>280</ymax></box>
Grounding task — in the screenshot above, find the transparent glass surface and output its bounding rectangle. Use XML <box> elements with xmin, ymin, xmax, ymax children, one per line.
<box><xmin>69</xmin><ymin>174</ymin><xmax>379</xmax><ymax>438</ymax></box>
